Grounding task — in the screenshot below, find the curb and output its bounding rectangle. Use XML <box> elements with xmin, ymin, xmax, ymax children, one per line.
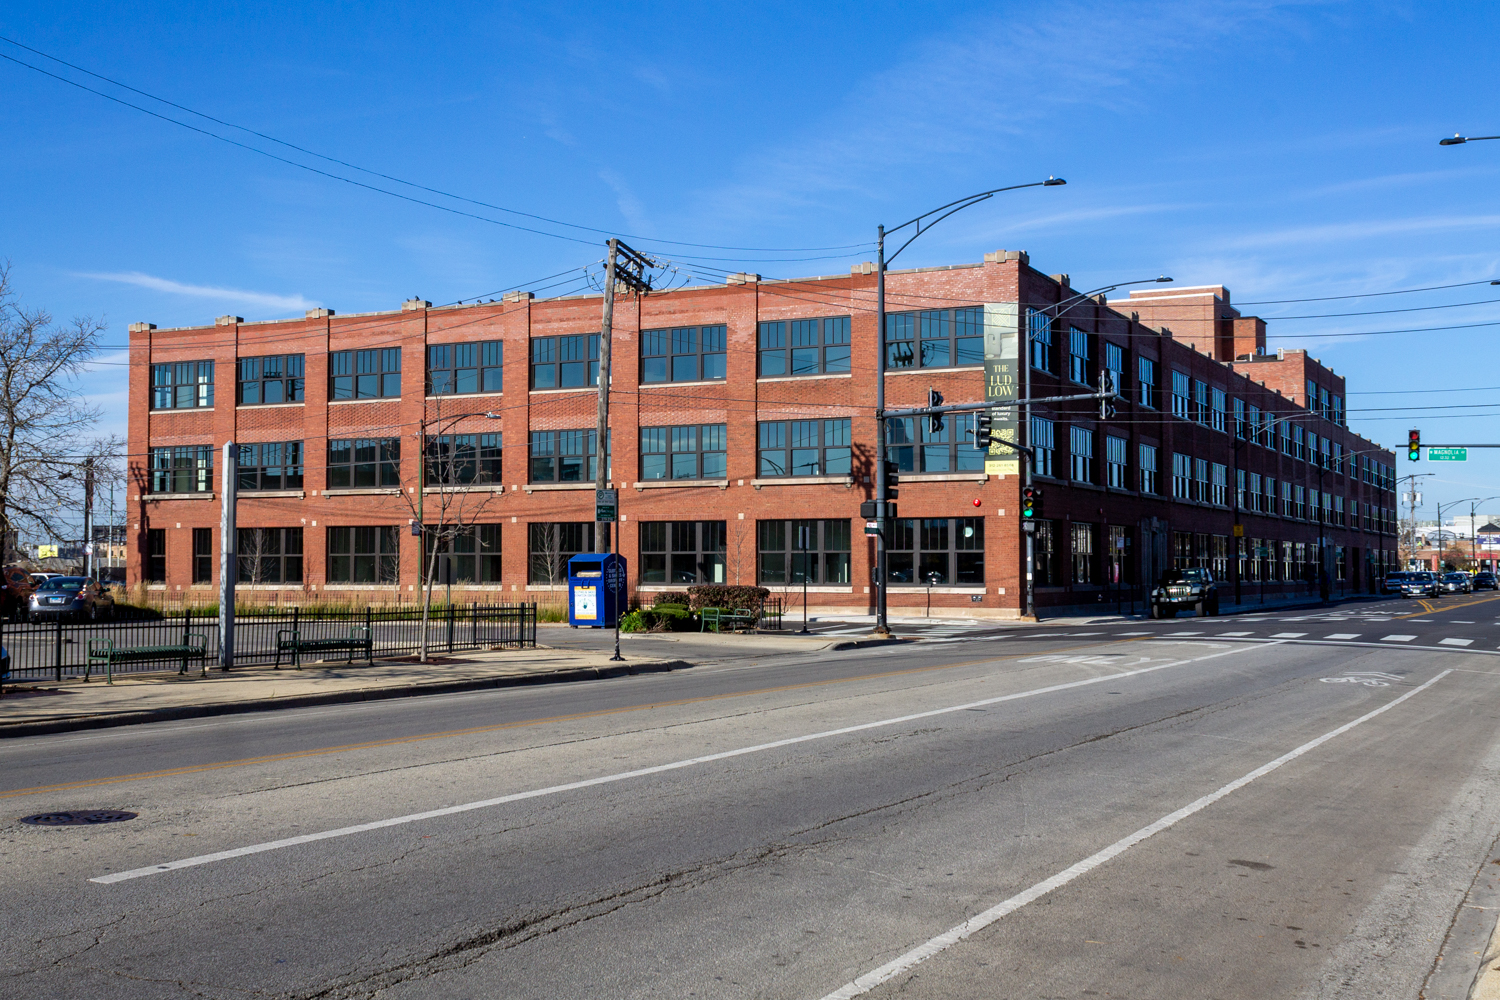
<box><xmin>828</xmin><ymin>637</ymin><xmax>914</xmax><ymax>651</ymax></box>
<box><xmin>0</xmin><ymin>658</ymin><xmax>692</xmax><ymax>740</ymax></box>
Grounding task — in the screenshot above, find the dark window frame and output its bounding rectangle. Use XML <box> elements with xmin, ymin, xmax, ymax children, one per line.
<box><xmin>428</xmin><ymin>341</ymin><xmax>502</xmax><ymax>396</ymax></box>
<box><xmin>529</xmin><ymin>429</ymin><xmax>607</xmax><ymax>483</ymax></box>
<box><xmin>530</xmin><ymin>334</ymin><xmax>599</xmax><ymax>390</ymax></box>
<box><xmin>757</xmin><ymin>519</ymin><xmax>852</xmax><ymax>585</ymax></box>
<box><xmin>1068</xmin><ymin>326</ymin><xmax>1091</xmax><ymax>385</ymax></box>
<box><xmin>640</xmin><ymin>521</ymin><xmax>727</xmax><ymax>584</ymax></box>
<box><xmin>756</xmin><ymin>419</ymin><xmax>852</xmax><ymax>478</ymax></box>
<box><xmin>640</xmin><ymin>424</ymin><xmax>727</xmax><ymax>481</ymax></box>
<box><xmin>1137</xmin><ymin>356</ymin><xmax>1158</xmax><ymax>410</ymax></box>
<box><xmin>1029</xmin><ymin>309</ymin><xmax>1054</xmax><ymax>372</ymax></box>
<box><xmin>425</xmin><ymin>433</ymin><xmax>502</xmax><ymax>486</ymax></box>
<box><xmin>758</xmin><ymin>316</ymin><xmax>851</xmax><ymax>377</ymax></box>
<box><xmin>146</xmin><ymin>528</ymin><xmax>166</xmax><ymax>582</ymax></box>
<box><xmin>237</xmin><ymin>354</ymin><xmax>305</xmax><ymax>405</ymax></box>
<box><xmin>885</xmin><ymin>414</ymin><xmax>986</xmax><ymax>474</ymax></box>
<box><xmin>423</xmin><ymin>523</ymin><xmax>503</xmax><ymax>584</ymax></box>
<box><xmin>237</xmin><ymin>441</ymin><xmax>304</xmax><ymax>491</ymax></box>
<box><xmin>151</xmin><ymin>360</ymin><xmax>214</xmax><ymax>409</ymax></box>
<box><xmin>888</xmin><ymin>517</ymin><xmax>984</xmax><ymax>585</ymax></box>
<box><xmin>327</xmin><ymin>437</ymin><xmax>401</xmax><ymax>490</ymax></box>
<box><xmin>528</xmin><ymin>522</ymin><xmax>597</xmax><ymax>584</ymax></box>
<box><xmin>150</xmin><ymin>445</ymin><xmax>214</xmax><ymax>494</ymax></box>
<box><xmin>885</xmin><ymin>306</ymin><xmax>984</xmax><ymax>370</ymax></box>
<box><xmin>331</xmin><ymin>348</ymin><xmax>402</xmax><ymax>400</ymax></box>
<box><xmin>236</xmin><ymin>526</ymin><xmax>304</xmax><ymax>584</ymax></box>
<box><xmin>326</xmin><ymin>525</ymin><xmax>400</xmax><ymax>584</ymax></box>
<box><xmin>642</xmin><ymin>325</ymin><xmax>727</xmax><ymax>384</ymax></box>
<box><xmin>192</xmin><ymin>527</ymin><xmax>213</xmax><ymax>584</ymax></box>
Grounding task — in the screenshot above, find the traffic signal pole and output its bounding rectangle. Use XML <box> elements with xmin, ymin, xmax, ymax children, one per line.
<box><xmin>874</xmin><ymin>226</ymin><xmax>889</xmax><ymax>635</ymax></box>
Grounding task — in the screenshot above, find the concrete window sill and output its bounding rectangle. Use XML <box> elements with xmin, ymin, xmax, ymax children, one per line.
<box><xmin>751</xmin><ymin>476</ymin><xmax>854</xmax><ymax>488</ymax></box>
<box><xmin>898</xmin><ymin>472</ymin><xmax>987</xmax><ymax>483</ymax></box>
<box><xmin>242</xmin><ymin>490</ymin><xmax>305</xmax><ymax>499</ymax></box>
<box><xmin>146</xmin><ymin>492</ymin><xmax>216</xmax><ymax>501</ymax></box>
<box><xmin>632</xmin><ymin>479</ymin><xmax>730</xmax><ymax>490</ymax></box>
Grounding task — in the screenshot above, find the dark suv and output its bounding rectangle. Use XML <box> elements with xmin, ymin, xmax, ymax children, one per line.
<box><xmin>1150</xmin><ymin>567</ymin><xmax>1219</xmax><ymax>618</ymax></box>
<box><xmin>1475</xmin><ymin>572</ymin><xmax>1498</xmax><ymax>591</ymax></box>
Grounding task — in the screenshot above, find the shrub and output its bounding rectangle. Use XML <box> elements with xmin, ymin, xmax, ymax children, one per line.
<box><xmin>620</xmin><ymin>610</ymin><xmax>647</xmax><ymax>632</ymax></box>
<box><xmin>651</xmin><ymin>591</ymin><xmax>691</xmax><ymax>607</ymax></box>
<box><xmin>687</xmin><ymin>585</ymin><xmax>770</xmax><ymax>621</ymax></box>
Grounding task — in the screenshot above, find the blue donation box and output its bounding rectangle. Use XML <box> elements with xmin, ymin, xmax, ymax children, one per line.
<box><xmin>567</xmin><ymin>553</ymin><xmax>626</xmax><ymax>628</ymax></box>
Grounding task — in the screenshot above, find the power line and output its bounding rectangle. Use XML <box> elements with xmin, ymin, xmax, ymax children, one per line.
<box><xmin>0</xmin><ymin>35</ymin><xmax>873</xmax><ymax>257</ymax></box>
<box><xmin>1237</xmin><ymin>277</ymin><xmax>1500</xmax><ymax>306</ymax></box>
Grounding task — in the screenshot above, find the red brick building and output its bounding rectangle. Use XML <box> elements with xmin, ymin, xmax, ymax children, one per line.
<box><xmin>126</xmin><ymin>252</ymin><xmax>1398</xmax><ymax>617</ymax></box>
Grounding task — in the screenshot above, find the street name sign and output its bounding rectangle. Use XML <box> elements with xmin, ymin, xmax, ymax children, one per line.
<box><xmin>1428</xmin><ymin>447</ymin><xmax>1468</xmax><ymax>461</ymax></box>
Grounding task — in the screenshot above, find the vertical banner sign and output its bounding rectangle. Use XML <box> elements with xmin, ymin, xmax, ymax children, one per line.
<box><xmin>983</xmin><ymin>303</ymin><xmax>1020</xmax><ymax>476</ymax></box>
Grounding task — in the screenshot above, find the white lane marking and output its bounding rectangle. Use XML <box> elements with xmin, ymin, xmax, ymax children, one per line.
<box><xmin>1271</xmin><ymin>632</ymin><xmax>1308</xmax><ymax>639</ymax></box>
<box><xmin>814</xmin><ymin>669</ymin><xmax>1453</xmax><ymax>1000</ymax></box>
<box><xmin>1455</xmin><ymin>621</ymin><xmax>1476</xmax><ymax>624</ymax></box>
<box><xmin>1164</xmin><ymin>631</ymin><xmax>1203</xmax><ymax>636</ymax></box>
<box><xmin>90</xmin><ymin>643</ymin><xmax>1263</xmax><ymax>885</ymax></box>
<box><xmin>1440</xmin><ymin>638</ymin><xmax>1474</xmax><ymax>647</ymax></box>
<box><xmin>1325</xmin><ymin>634</ymin><xmax>1361</xmax><ymax>640</ymax></box>
<box><xmin>1345</xmin><ymin>671</ymin><xmax>1403</xmax><ymax>680</ymax></box>
<box><xmin>1116</xmin><ymin>631</ymin><xmax>1150</xmax><ymax>636</ymax></box>
<box><xmin>1319</xmin><ymin>677</ymin><xmax>1389</xmax><ymax>687</ymax></box>
<box><xmin>1383</xmin><ymin>635</ymin><xmax>1418</xmax><ymax>642</ymax></box>
<box><xmin>1218</xmin><ymin>631</ymin><xmax>1253</xmax><ymax>637</ymax></box>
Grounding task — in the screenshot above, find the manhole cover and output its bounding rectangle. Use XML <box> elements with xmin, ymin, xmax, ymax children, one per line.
<box><xmin>20</xmin><ymin>810</ymin><xmax>137</xmax><ymax>826</ymax></box>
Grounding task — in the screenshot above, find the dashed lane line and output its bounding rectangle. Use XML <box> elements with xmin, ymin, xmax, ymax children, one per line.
<box><xmin>1271</xmin><ymin>632</ymin><xmax>1308</xmax><ymax>639</ymax></box>
<box><xmin>1326</xmin><ymin>634</ymin><xmax>1361</xmax><ymax>640</ymax></box>
<box><xmin>1382</xmin><ymin>635</ymin><xmax>1417</xmax><ymax>642</ymax></box>
<box><xmin>1440</xmin><ymin>638</ymin><xmax>1475</xmax><ymax>647</ymax></box>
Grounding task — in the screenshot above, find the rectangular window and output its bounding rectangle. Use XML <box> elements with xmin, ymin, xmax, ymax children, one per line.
<box><xmin>1139</xmin><ymin>443</ymin><xmax>1158</xmax><ymax>494</ymax></box>
<box><xmin>1068</xmin><ymin>327</ymin><xmax>1090</xmax><ymax>384</ymax></box>
<box><xmin>146</xmin><ymin>528</ymin><xmax>166</xmax><ymax>582</ymax></box>
<box><xmin>757</xmin><ymin>419</ymin><xmax>851</xmax><ymax>478</ymax></box>
<box><xmin>643</xmin><ymin>325</ymin><xmax>728</xmax><ymax>383</ymax></box>
<box><xmin>1072</xmin><ymin>522</ymin><xmax>1095</xmax><ymax>584</ymax></box>
<box><xmin>1106</xmin><ymin>434</ymin><xmax>1128</xmax><ymax>489</ymax></box>
<box><xmin>424</xmin><ymin>523</ymin><xmax>503</xmax><ymax>584</ymax></box>
<box><xmin>530</xmin><ymin>334</ymin><xmax>599</xmax><ymax>389</ymax></box>
<box><xmin>886</xmin><ymin>414</ymin><xmax>986</xmax><ymax>474</ymax></box>
<box><xmin>1193</xmin><ymin>380</ymin><xmax>1210</xmax><ymax>424</ymax></box>
<box><xmin>1295</xmin><ymin>485</ymin><xmax>1306</xmax><ymax>520</ymax></box>
<box><xmin>427</xmin><ymin>341</ymin><xmax>500</xmax><ymax>396</ymax></box>
<box><xmin>1236</xmin><ymin>468</ymin><xmax>1246</xmax><ymax>509</ymax></box>
<box><xmin>237</xmin><ymin>441</ymin><xmax>304</xmax><ymax>492</ymax></box>
<box><xmin>326</xmin><ymin>526</ymin><xmax>399</xmax><ymax>584</ymax></box>
<box><xmin>327</xmin><ymin>438</ymin><xmax>401</xmax><ymax>489</ymax></box>
<box><xmin>1172</xmin><ymin>452</ymin><xmax>1191</xmax><ymax>499</ymax></box>
<box><xmin>1293</xmin><ymin>424</ymin><xmax>1305</xmax><ymax>460</ymax></box>
<box><xmin>1172</xmin><ymin>531</ymin><xmax>1193</xmax><ymax>570</ymax></box>
<box><xmin>237</xmin><ymin>354</ymin><xmax>304</xmax><ymax>405</ymax></box>
<box><xmin>1032</xmin><ymin>416</ymin><xmax>1056</xmax><ymax>478</ymax></box>
<box><xmin>192</xmin><ymin>527</ymin><xmax>212</xmax><ymax>584</ymax></box>
<box><xmin>1264</xmin><ymin>476</ymin><xmax>1277</xmax><ymax>516</ymax></box>
<box><xmin>640</xmin><ymin>521</ymin><xmax>726</xmax><ymax>584</ymax></box>
<box><xmin>1212</xmin><ymin>462</ymin><xmax>1228</xmax><ymax>506</ymax></box>
<box><xmin>530</xmin><ymin>429</ymin><xmax>607</xmax><ymax>483</ymax></box>
<box><xmin>1248</xmin><ymin>472</ymin><xmax>1263</xmax><ymax>513</ymax></box>
<box><xmin>641</xmin><ymin>424</ymin><xmax>728</xmax><ymax>481</ymax></box>
<box><xmin>886</xmin><ymin>517</ymin><xmax>983</xmax><ymax>585</ymax></box>
<box><xmin>1033</xmin><ymin>519</ymin><xmax>1058</xmax><ymax>585</ymax></box>
<box><xmin>1319</xmin><ymin>386</ymin><xmax>1331</xmax><ymax>419</ymax></box>
<box><xmin>1071</xmin><ymin>425</ymin><xmax>1094</xmax><ymax>483</ymax></box>
<box><xmin>527</xmin><ymin>522</ymin><xmax>596</xmax><ymax>584</ymax></box>
<box><xmin>885</xmin><ymin>307</ymin><xmax>984</xmax><ymax>370</ymax></box>
<box><xmin>1332</xmin><ymin>442</ymin><xmax>1343</xmax><ymax>475</ymax></box>
<box><xmin>1233</xmin><ymin>398</ymin><xmax>1246</xmax><ymax>439</ymax></box>
<box><xmin>331</xmin><ymin>347</ymin><xmax>402</xmax><ymax>400</ymax></box>
<box><xmin>1332</xmin><ymin>394</ymin><xmax>1344</xmax><ymax>426</ymax></box>
<box><xmin>1318</xmin><ymin>436</ymin><xmax>1330</xmax><ymax>469</ymax></box>
<box><xmin>1106</xmin><ymin>524</ymin><xmax>1133</xmax><ymax>586</ymax></box>
<box><xmin>1193</xmin><ymin>458</ymin><xmax>1209</xmax><ymax>502</ymax></box>
<box><xmin>1029</xmin><ymin>309</ymin><xmax>1054</xmax><ymax>372</ymax></box>
<box><xmin>1137</xmin><ymin>356</ymin><xmax>1157</xmax><ymax>410</ymax></box>
<box><xmin>151</xmin><ymin>360</ymin><xmax>214</xmax><ymax>409</ymax></box>
<box><xmin>1307</xmin><ymin>379</ymin><xmax>1319</xmax><ymax>414</ymax></box>
<box><xmin>758</xmin><ymin>316</ymin><xmax>851</xmax><ymax>376</ymax></box>
<box><xmin>1103</xmin><ymin>342</ymin><xmax>1125</xmax><ymax>399</ymax></box>
<box><xmin>425</xmin><ymin>433</ymin><xmax>502</xmax><ymax>485</ymax></box>
<box><xmin>758</xmin><ymin>519</ymin><xmax>852</xmax><ymax>585</ymax></box>
<box><xmin>1211</xmin><ymin>388</ymin><xmax>1226</xmax><ymax>432</ymax></box>
<box><xmin>1211</xmin><ymin>534</ymin><xmax>1229</xmax><ymax>580</ymax></box>
<box><xmin>150</xmin><ymin>445</ymin><xmax>214</xmax><ymax>494</ymax></box>
<box><xmin>237</xmin><ymin>527</ymin><xmax>303</xmax><ymax>584</ymax></box>
<box><xmin>1281</xmin><ymin>480</ymin><xmax>1293</xmax><ymax>517</ymax></box>
<box><xmin>1280</xmin><ymin>420</ymin><xmax>1292</xmax><ymax>455</ymax></box>
<box><xmin>1247</xmin><ymin>404</ymin><xmax>1262</xmax><ymax>445</ymax></box>
<box><xmin>1171</xmin><ymin>371</ymin><xmax>1191</xmax><ymax>419</ymax></box>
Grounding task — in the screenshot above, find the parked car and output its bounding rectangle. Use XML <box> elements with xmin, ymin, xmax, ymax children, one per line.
<box><xmin>1398</xmin><ymin>572</ymin><xmax>1442</xmax><ymax>598</ymax></box>
<box><xmin>27</xmin><ymin>577</ymin><xmax>115</xmax><ymax>621</ymax></box>
<box><xmin>2</xmin><ymin>566</ymin><xmax>35</xmax><ymax>621</ymax></box>
<box><xmin>1149</xmin><ymin>567</ymin><xmax>1219</xmax><ymax>618</ymax></box>
<box><xmin>29</xmin><ymin>572</ymin><xmax>63</xmax><ymax>588</ymax></box>
<box><xmin>1381</xmin><ymin>571</ymin><xmax>1409</xmax><ymax>595</ymax></box>
<box><xmin>1475</xmin><ymin>572</ymin><xmax>1499</xmax><ymax>591</ymax></box>
<box><xmin>1442</xmin><ymin>572</ymin><xmax>1473</xmax><ymax>594</ymax></box>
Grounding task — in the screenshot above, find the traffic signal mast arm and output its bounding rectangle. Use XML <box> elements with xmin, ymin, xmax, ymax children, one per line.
<box><xmin>882</xmin><ymin>388</ymin><xmax>1112</xmax><ymax>419</ymax></box>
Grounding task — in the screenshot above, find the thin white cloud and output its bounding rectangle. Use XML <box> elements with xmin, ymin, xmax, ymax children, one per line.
<box><xmin>76</xmin><ymin>271</ymin><xmax>317</xmax><ymax>312</ymax></box>
<box><xmin>1221</xmin><ymin>214</ymin><xmax>1500</xmax><ymax>250</ymax></box>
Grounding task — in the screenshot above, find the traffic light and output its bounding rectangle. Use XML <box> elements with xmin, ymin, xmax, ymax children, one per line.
<box><xmin>1021</xmin><ymin>485</ymin><xmax>1038</xmax><ymax>519</ymax></box>
<box><xmin>1408</xmin><ymin>428</ymin><xmax>1420</xmax><ymax>461</ymax></box>
<box><xmin>1098</xmin><ymin>370</ymin><xmax>1117</xmax><ymax>419</ymax></box>
<box><xmin>883</xmin><ymin>460</ymin><xmax>901</xmax><ymax>499</ymax></box>
<box><xmin>974</xmin><ymin>410</ymin><xmax>994</xmax><ymax>450</ymax></box>
<box><xmin>928</xmin><ymin>388</ymin><xmax>944</xmax><ymax>433</ymax></box>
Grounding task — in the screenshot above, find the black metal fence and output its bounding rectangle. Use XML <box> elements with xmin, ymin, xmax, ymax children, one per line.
<box><xmin>0</xmin><ymin>603</ymin><xmax>537</xmax><ymax>687</ymax></box>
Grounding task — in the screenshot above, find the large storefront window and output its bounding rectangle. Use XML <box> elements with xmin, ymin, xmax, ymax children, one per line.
<box><xmin>758</xmin><ymin>520</ymin><xmax>851</xmax><ymax>584</ymax></box>
<box><xmin>888</xmin><ymin>517</ymin><xmax>984</xmax><ymax>585</ymax></box>
<box><xmin>640</xmin><ymin>521</ymin><xmax>726</xmax><ymax>584</ymax></box>
<box><xmin>327</xmin><ymin>526</ymin><xmax>399</xmax><ymax>584</ymax></box>
<box><xmin>528</xmin><ymin>522</ymin><xmax>596</xmax><ymax>584</ymax></box>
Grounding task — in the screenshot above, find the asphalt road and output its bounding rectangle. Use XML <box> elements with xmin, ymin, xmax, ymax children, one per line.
<box><xmin>5</xmin><ymin>592</ymin><xmax>1500</xmax><ymax>998</ymax></box>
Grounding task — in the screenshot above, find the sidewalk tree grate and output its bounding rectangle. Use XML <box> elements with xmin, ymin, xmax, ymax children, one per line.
<box><xmin>20</xmin><ymin>810</ymin><xmax>138</xmax><ymax>826</ymax></box>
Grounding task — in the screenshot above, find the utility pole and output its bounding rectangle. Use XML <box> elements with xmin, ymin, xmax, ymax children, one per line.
<box><xmin>874</xmin><ymin>225</ymin><xmax>889</xmax><ymax>634</ymax></box>
<box><xmin>596</xmin><ymin>242</ymin><xmax>618</xmax><ymax>555</ymax></box>
<box><xmin>82</xmin><ymin>457</ymin><xmax>94</xmax><ymax>582</ymax></box>
<box><xmin>219</xmin><ymin>441</ymin><xmax>237</xmax><ymax>670</ymax></box>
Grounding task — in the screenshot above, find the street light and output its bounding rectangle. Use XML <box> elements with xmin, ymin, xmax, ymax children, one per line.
<box><xmin>1440</xmin><ymin>133</ymin><xmax>1500</xmax><ymax>145</ymax></box>
<box><xmin>1469</xmin><ymin>495</ymin><xmax>1500</xmax><ymax>569</ymax></box>
<box><xmin>1023</xmin><ymin>276</ymin><xmax>1171</xmax><ymax>619</ymax></box>
<box><xmin>1434</xmin><ymin>496</ymin><xmax>1479</xmax><ymax>570</ymax></box>
<box><xmin>871</xmin><ymin>177</ymin><xmax>1067</xmax><ymax>636</ymax></box>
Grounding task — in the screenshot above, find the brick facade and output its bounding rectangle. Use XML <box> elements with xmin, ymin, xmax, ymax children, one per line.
<box><xmin>126</xmin><ymin>254</ymin><xmax>1398</xmax><ymax>617</ymax></box>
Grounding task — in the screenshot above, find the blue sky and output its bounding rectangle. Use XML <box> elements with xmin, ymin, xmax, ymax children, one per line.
<box><xmin>4</xmin><ymin>1</ymin><xmax>1500</xmax><ymax>523</ymax></box>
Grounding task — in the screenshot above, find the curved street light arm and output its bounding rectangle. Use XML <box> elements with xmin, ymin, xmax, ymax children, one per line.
<box><xmin>1036</xmin><ymin>276</ymin><xmax>1173</xmax><ymax>319</ymax></box>
<box><xmin>884</xmin><ymin>178</ymin><xmax>1065</xmax><ymax>266</ymax></box>
<box><xmin>1440</xmin><ymin>134</ymin><xmax>1500</xmax><ymax>145</ymax></box>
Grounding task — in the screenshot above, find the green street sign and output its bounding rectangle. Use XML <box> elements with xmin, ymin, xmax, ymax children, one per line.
<box><xmin>1428</xmin><ymin>447</ymin><xmax>1468</xmax><ymax>461</ymax></box>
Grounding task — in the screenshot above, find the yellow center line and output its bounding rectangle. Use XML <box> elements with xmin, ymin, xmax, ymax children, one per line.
<box><xmin>1395</xmin><ymin>592</ymin><xmax>1500</xmax><ymax>619</ymax></box>
<box><xmin>0</xmin><ymin>636</ymin><xmax>1141</xmax><ymax>801</ymax></box>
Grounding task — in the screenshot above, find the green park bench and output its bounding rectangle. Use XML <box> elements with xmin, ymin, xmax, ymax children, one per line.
<box><xmin>275</xmin><ymin>626</ymin><xmax>373</xmax><ymax>669</ymax></box>
<box><xmin>700</xmin><ymin>607</ymin><xmax>756</xmax><ymax>633</ymax></box>
<box><xmin>86</xmin><ymin>634</ymin><xmax>210</xmax><ymax>684</ymax></box>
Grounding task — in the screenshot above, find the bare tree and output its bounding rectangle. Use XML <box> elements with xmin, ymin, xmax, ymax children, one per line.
<box><xmin>728</xmin><ymin>516</ymin><xmax>752</xmax><ymax>585</ymax></box>
<box><xmin>0</xmin><ymin>263</ymin><xmax>114</xmax><ymax>551</ymax></box>
<box><xmin>394</xmin><ymin>410</ymin><xmax>504</xmax><ymax>662</ymax></box>
<box><xmin>530</xmin><ymin>522</ymin><xmax>566</xmax><ymax>590</ymax></box>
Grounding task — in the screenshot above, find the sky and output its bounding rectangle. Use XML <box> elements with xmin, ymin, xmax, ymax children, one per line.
<box><xmin>4</xmin><ymin>0</ymin><xmax>1500</xmax><ymax>528</ymax></box>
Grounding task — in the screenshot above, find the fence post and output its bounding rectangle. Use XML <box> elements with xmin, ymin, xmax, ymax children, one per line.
<box><xmin>471</xmin><ymin>602</ymin><xmax>477</xmax><ymax>649</ymax></box>
<box><xmin>54</xmin><ymin>615</ymin><xmax>64</xmax><ymax>682</ymax></box>
<box><xmin>293</xmin><ymin>604</ymin><xmax>300</xmax><ymax>644</ymax></box>
<box><xmin>365</xmin><ymin>605</ymin><xmax>372</xmax><ymax>656</ymax></box>
<box><xmin>446</xmin><ymin>601</ymin><xmax>455</xmax><ymax>654</ymax></box>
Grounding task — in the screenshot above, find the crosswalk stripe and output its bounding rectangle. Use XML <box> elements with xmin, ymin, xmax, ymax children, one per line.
<box><xmin>1440</xmin><ymin>638</ymin><xmax>1474</xmax><ymax>646</ymax></box>
<box><xmin>1382</xmin><ymin>635</ymin><xmax>1417</xmax><ymax>642</ymax></box>
<box><xmin>1325</xmin><ymin>633</ymin><xmax>1360</xmax><ymax>640</ymax></box>
<box><xmin>1270</xmin><ymin>632</ymin><xmax>1307</xmax><ymax>638</ymax></box>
